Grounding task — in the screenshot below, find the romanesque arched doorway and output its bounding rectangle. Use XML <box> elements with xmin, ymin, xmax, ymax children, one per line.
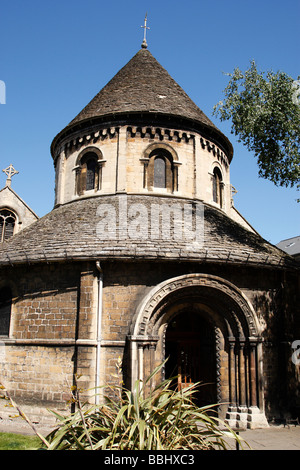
<box><xmin>165</xmin><ymin>311</ymin><xmax>217</xmax><ymax>406</ymax></box>
<box><xmin>129</xmin><ymin>274</ymin><xmax>269</xmax><ymax>428</ymax></box>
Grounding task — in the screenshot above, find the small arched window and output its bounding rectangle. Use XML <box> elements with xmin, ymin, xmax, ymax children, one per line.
<box><xmin>144</xmin><ymin>148</ymin><xmax>178</xmax><ymax>192</ymax></box>
<box><xmin>86</xmin><ymin>158</ymin><xmax>97</xmax><ymax>191</ymax></box>
<box><xmin>0</xmin><ymin>209</ymin><xmax>16</xmax><ymax>242</ymax></box>
<box><xmin>154</xmin><ymin>156</ymin><xmax>166</xmax><ymax>188</ymax></box>
<box><xmin>76</xmin><ymin>152</ymin><xmax>100</xmax><ymax>195</ymax></box>
<box><xmin>0</xmin><ymin>286</ymin><xmax>12</xmax><ymax>336</ymax></box>
<box><xmin>212</xmin><ymin>168</ymin><xmax>223</xmax><ymax>207</ymax></box>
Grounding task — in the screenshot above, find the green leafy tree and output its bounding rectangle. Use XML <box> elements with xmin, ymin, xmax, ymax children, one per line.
<box><xmin>213</xmin><ymin>61</ymin><xmax>300</xmax><ymax>196</ymax></box>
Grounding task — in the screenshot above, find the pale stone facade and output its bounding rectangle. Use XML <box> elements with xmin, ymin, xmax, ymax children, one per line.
<box><xmin>0</xmin><ymin>184</ymin><xmax>38</xmax><ymax>235</ymax></box>
<box><xmin>54</xmin><ymin>124</ymin><xmax>253</xmax><ymax>233</ymax></box>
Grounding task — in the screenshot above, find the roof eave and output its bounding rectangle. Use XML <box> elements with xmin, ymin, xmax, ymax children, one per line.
<box><xmin>50</xmin><ymin>111</ymin><xmax>233</xmax><ymax>163</ymax></box>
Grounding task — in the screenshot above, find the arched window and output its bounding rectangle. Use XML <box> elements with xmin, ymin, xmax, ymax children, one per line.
<box><xmin>76</xmin><ymin>152</ymin><xmax>100</xmax><ymax>195</ymax></box>
<box><xmin>86</xmin><ymin>158</ymin><xmax>97</xmax><ymax>191</ymax></box>
<box><xmin>154</xmin><ymin>156</ymin><xmax>166</xmax><ymax>188</ymax></box>
<box><xmin>0</xmin><ymin>209</ymin><xmax>16</xmax><ymax>242</ymax></box>
<box><xmin>143</xmin><ymin>148</ymin><xmax>178</xmax><ymax>192</ymax></box>
<box><xmin>0</xmin><ymin>286</ymin><xmax>12</xmax><ymax>336</ymax></box>
<box><xmin>212</xmin><ymin>168</ymin><xmax>223</xmax><ymax>207</ymax></box>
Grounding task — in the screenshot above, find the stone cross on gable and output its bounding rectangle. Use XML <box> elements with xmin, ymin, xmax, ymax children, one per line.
<box><xmin>2</xmin><ymin>163</ymin><xmax>19</xmax><ymax>187</ymax></box>
<box><xmin>141</xmin><ymin>13</ymin><xmax>150</xmax><ymax>49</ymax></box>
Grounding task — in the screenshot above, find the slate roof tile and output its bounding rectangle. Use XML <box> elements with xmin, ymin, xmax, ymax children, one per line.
<box><xmin>51</xmin><ymin>49</ymin><xmax>233</xmax><ymax>159</ymax></box>
<box><xmin>0</xmin><ymin>195</ymin><xmax>296</xmax><ymax>269</ymax></box>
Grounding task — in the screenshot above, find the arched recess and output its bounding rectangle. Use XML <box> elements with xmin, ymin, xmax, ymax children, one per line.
<box><xmin>75</xmin><ymin>147</ymin><xmax>105</xmax><ymax>195</ymax></box>
<box><xmin>0</xmin><ymin>208</ymin><xmax>18</xmax><ymax>242</ymax></box>
<box><xmin>128</xmin><ymin>273</ymin><xmax>268</xmax><ymax>426</ymax></box>
<box><xmin>141</xmin><ymin>142</ymin><xmax>181</xmax><ymax>193</ymax></box>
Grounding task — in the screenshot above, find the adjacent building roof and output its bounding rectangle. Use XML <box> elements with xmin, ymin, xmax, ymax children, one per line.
<box><xmin>51</xmin><ymin>48</ymin><xmax>233</xmax><ymax>159</ymax></box>
<box><xmin>276</xmin><ymin>236</ymin><xmax>300</xmax><ymax>259</ymax></box>
<box><xmin>0</xmin><ymin>185</ymin><xmax>39</xmax><ymax>220</ymax></box>
<box><xmin>0</xmin><ymin>195</ymin><xmax>296</xmax><ymax>269</ymax></box>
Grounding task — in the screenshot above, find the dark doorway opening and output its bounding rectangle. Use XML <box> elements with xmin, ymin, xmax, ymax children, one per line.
<box><xmin>165</xmin><ymin>311</ymin><xmax>217</xmax><ymax>406</ymax></box>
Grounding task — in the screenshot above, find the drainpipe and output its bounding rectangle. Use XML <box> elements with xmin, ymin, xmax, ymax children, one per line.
<box><xmin>95</xmin><ymin>261</ymin><xmax>103</xmax><ymax>405</ymax></box>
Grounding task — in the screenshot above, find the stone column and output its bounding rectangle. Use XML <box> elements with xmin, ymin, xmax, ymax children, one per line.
<box><xmin>247</xmin><ymin>340</ymin><xmax>269</xmax><ymax>428</ymax></box>
<box><xmin>194</xmin><ymin>136</ymin><xmax>202</xmax><ymax>199</ymax></box>
<box><xmin>138</xmin><ymin>342</ymin><xmax>144</xmax><ymax>386</ymax></box>
<box><xmin>236</xmin><ymin>340</ymin><xmax>248</xmax><ymax>429</ymax></box>
<box><xmin>239</xmin><ymin>341</ymin><xmax>247</xmax><ymax>407</ymax></box>
<box><xmin>128</xmin><ymin>336</ymin><xmax>159</xmax><ymax>393</ymax></box>
<box><xmin>228</xmin><ymin>339</ymin><xmax>236</xmax><ymax>406</ymax></box>
<box><xmin>55</xmin><ymin>150</ymin><xmax>66</xmax><ymax>205</ymax></box>
<box><xmin>116</xmin><ymin>126</ymin><xmax>127</xmax><ymax>193</ymax></box>
<box><xmin>173</xmin><ymin>161</ymin><xmax>182</xmax><ymax>192</ymax></box>
<box><xmin>129</xmin><ymin>338</ymin><xmax>138</xmax><ymax>390</ymax></box>
<box><xmin>249</xmin><ymin>341</ymin><xmax>258</xmax><ymax>407</ymax></box>
<box><xmin>139</xmin><ymin>158</ymin><xmax>149</xmax><ymax>188</ymax></box>
<box><xmin>225</xmin><ymin>338</ymin><xmax>239</xmax><ymax>428</ymax></box>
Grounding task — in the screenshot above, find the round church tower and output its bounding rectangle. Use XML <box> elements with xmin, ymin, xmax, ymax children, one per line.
<box><xmin>51</xmin><ymin>47</ymin><xmax>238</xmax><ymax>220</ymax></box>
<box><xmin>0</xmin><ymin>43</ymin><xmax>298</xmax><ymax>429</ymax></box>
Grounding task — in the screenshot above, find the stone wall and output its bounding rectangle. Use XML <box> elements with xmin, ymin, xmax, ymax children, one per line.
<box><xmin>0</xmin><ymin>259</ymin><xmax>298</xmax><ymax>423</ymax></box>
<box><xmin>0</xmin><ymin>262</ymin><xmax>84</xmax><ymax>413</ymax></box>
<box><xmin>0</xmin><ymin>185</ymin><xmax>38</xmax><ymax>233</ymax></box>
<box><xmin>102</xmin><ymin>261</ymin><xmax>299</xmax><ymax>420</ymax></box>
<box><xmin>53</xmin><ymin>124</ymin><xmax>252</xmax><ymax>232</ymax></box>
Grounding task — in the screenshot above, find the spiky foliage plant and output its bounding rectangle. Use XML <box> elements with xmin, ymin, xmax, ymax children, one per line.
<box><xmin>45</xmin><ymin>362</ymin><xmax>245</xmax><ymax>450</ymax></box>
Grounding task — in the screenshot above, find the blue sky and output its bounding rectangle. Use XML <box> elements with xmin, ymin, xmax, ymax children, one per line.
<box><xmin>0</xmin><ymin>0</ymin><xmax>299</xmax><ymax>245</ymax></box>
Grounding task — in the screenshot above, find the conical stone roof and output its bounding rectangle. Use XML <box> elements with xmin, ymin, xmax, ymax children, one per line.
<box><xmin>69</xmin><ymin>48</ymin><xmax>216</xmax><ymax>129</ymax></box>
<box><xmin>51</xmin><ymin>48</ymin><xmax>232</xmax><ymax>158</ymax></box>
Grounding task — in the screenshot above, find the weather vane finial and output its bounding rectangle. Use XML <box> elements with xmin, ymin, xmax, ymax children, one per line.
<box><xmin>141</xmin><ymin>13</ymin><xmax>150</xmax><ymax>49</ymax></box>
<box><xmin>2</xmin><ymin>163</ymin><xmax>19</xmax><ymax>187</ymax></box>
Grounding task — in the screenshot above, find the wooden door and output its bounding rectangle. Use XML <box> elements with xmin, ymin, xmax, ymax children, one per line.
<box><xmin>165</xmin><ymin>313</ymin><xmax>217</xmax><ymax>406</ymax></box>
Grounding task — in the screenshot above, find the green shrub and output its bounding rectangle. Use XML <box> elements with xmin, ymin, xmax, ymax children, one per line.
<box><xmin>46</xmin><ymin>363</ymin><xmax>245</xmax><ymax>450</ymax></box>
